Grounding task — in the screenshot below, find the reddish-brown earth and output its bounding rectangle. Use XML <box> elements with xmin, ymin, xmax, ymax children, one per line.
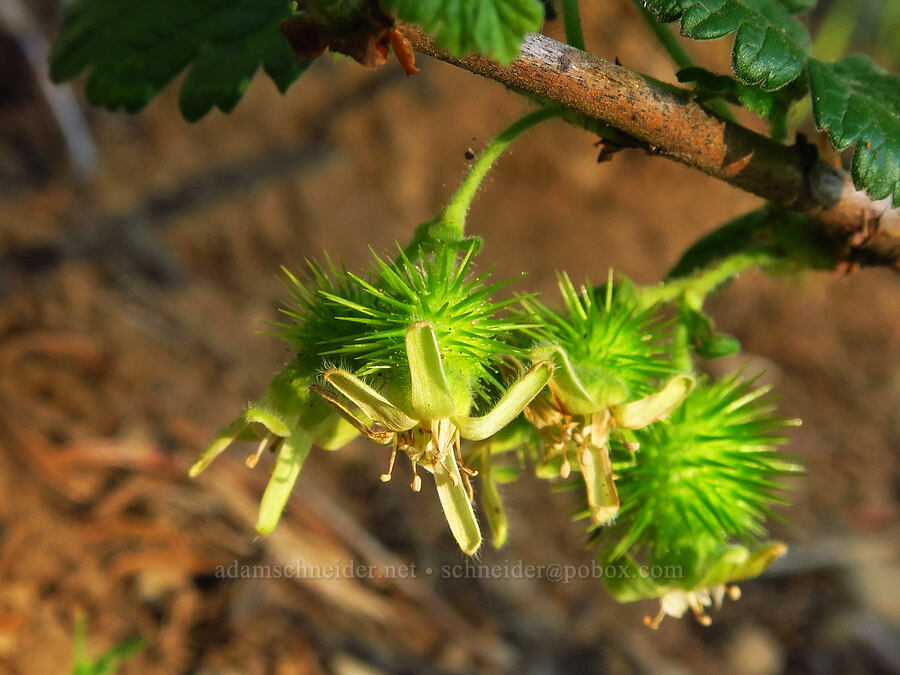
<box><xmin>0</xmin><ymin>3</ymin><xmax>897</xmax><ymax>673</ymax></box>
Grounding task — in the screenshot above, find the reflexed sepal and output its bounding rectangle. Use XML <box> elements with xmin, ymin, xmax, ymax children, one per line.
<box><xmin>455</xmin><ymin>361</ymin><xmax>553</xmax><ymax>440</ymax></box>
<box><xmin>406</xmin><ymin>321</ymin><xmax>456</xmax><ymax>421</ymax></box>
<box><xmin>696</xmin><ymin>541</ymin><xmax>788</xmax><ymax>589</ymax></box>
<box><xmin>479</xmin><ymin>454</ymin><xmax>509</xmax><ymax>549</ymax></box>
<box><xmin>603</xmin><ymin>542</ymin><xmax>787</xmax><ymax>603</ymax></box>
<box><xmin>255</xmin><ymin>425</ymin><xmax>314</xmax><ymax>536</ymax></box>
<box><xmin>190</xmin><ymin>360</ymin><xmax>317</xmax><ymax>476</ymax></box>
<box><xmin>322</xmin><ymin>369</ymin><xmax>417</xmax><ymax>432</ymax></box>
<box><xmin>244</xmin><ymin>407</ymin><xmax>291</xmax><ymax>437</ymax></box>
<box><xmin>611</xmin><ymin>375</ymin><xmax>694</xmax><ymax>429</ymax></box>
<box><xmin>530</xmin><ymin>345</ymin><xmax>597</xmax><ymax>414</ymax></box>
<box><xmin>189</xmin><ymin>417</ymin><xmax>252</xmax><ymax>477</ymax></box>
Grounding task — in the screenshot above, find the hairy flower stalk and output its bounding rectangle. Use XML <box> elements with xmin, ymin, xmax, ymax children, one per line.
<box><xmin>521</xmin><ymin>272</ymin><xmax>692</xmax><ymax>525</ymax></box>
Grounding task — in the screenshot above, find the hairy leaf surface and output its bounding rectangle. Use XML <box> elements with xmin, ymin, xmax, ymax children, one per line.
<box><xmin>49</xmin><ymin>0</ymin><xmax>309</xmax><ymax>121</ymax></box>
<box><xmin>642</xmin><ymin>0</ymin><xmax>812</xmax><ymax>90</ymax></box>
<box><xmin>383</xmin><ymin>0</ymin><xmax>545</xmax><ymax>64</ymax></box>
<box><xmin>808</xmin><ymin>55</ymin><xmax>900</xmax><ymax>204</ymax></box>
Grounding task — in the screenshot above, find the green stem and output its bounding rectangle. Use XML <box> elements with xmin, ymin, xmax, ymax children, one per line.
<box><xmin>670</xmin><ymin>323</ymin><xmax>693</xmax><ymax>373</ymax></box>
<box><xmin>632</xmin><ymin>1</ymin><xmax>736</xmax><ymax>123</ymax></box>
<box><xmin>405</xmin><ymin>105</ymin><xmax>565</xmax><ymax>256</ymax></box>
<box><xmin>636</xmin><ymin>251</ymin><xmax>764</xmax><ymax>308</ymax></box>
<box><xmin>561</xmin><ymin>0</ymin><xmax>585</xmax><ymax>51</ymax></box>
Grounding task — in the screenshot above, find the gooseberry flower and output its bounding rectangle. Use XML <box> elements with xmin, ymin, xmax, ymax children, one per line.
<box><xmin>310</xmin><ymin>243</ymin><xmax>552</xmax><ymax>555</ymax></box>
<box><xmin>604</xmin><ymin>539</ymin><xmax>788</xmax><ymax>628</ymax></box>
<box><xmin>520</xmin><ymin>272</ymin><xmax>692</xmax><ymax>524</ymax></box>
<box><xmin>594</xmin><ymin>374</ymin><xmax>801</xmax><ymax>626</ymax></box>
<box><xmin>189</xmin><ymin>258</ymin><xmax>370</xmax><ymax>535</ymax></box>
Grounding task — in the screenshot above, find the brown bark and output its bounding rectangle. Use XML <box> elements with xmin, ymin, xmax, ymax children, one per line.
<box><xmin>398</xmin><ymin>25</ymin><xmax>900</xmax><ymax>272</ymax></box>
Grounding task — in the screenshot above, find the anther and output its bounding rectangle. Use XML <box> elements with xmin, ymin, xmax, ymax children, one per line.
<box><xmin>611</xmin><ymin>423</ymin><xmax>632</xmax><ymax>449</ymax></box>
<box><xmin>245</xmin><ymin>436</ymin><xmax>269</xmax><ymax>468</ymax></box>
<box><xmin>693</xmin><ymin>609</ymin><xmax>712</xmax><ymax>626</ymax></box>
<box><xmin>455</xmin><ymin>436</ymin><xmax>478</xmax><ymax>477</ymax></box>
<box><xmin>643</xmin><ymin>605</ymin><xmax>665</xmax><ymax>630</ymax></box>
<box><xmin>380</xmin><ymin>438</ymin><xmax>398</xmax><ymax>482</ymax></box>
<box><xmin>560</xmin><ymin>456</ymin><xmax>572</xmax><ymax>479</ymax></box>
<box><xmin>462</xmin><ymin>471</ymin><xmax>474</xmax><ymax>502</ymax></box>
<box><xmin>410</xmin><ymin>461</ymin><xmax>422</xmax><ymax>492</ymax></box>
<box><xmin>688</xmin><ymin>596</ymin><xmax>712</xmax><ymax>626</ymax></box>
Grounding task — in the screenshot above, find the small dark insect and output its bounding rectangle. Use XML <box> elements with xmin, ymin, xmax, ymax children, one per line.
<box><xmin>465</xmin><ymin>148</ymin><xmax>476</xmax><ymax>160</ymax></box>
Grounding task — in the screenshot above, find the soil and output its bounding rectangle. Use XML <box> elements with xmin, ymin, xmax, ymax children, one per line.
<box><xmin>0</xmin><ymin>3</ymin><xmax>898</xmax><ymax>674</ymax></box>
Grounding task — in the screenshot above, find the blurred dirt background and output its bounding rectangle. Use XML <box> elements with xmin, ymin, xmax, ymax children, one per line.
<box><xmin>1</xmin><ymin>1</ymin><xmax>898</xmax><ymax>673</ymax></box>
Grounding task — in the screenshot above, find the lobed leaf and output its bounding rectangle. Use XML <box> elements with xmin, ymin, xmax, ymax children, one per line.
<box><xmin>808</xmin><ymin>55</ymin><xmax>900</xmax><ymax>204</ymax></box>
<box><xmin>642</xmin><ymin>0</ymin><xmax>812</xmax><ymax>90</ymax></box>
<box><xmin>676</xmin><ymin>66</ymin><xmax>806</xmax><ymax>120</ymax></box>
<box><xmin>383</xmin><ymin>0</ymin><xmax>545</xmax><ymax>64</ymax></box>
<box><xmin>49</xmin><ymin>0</ymin><xmax>310</xmax><ymax>121</ymax></box>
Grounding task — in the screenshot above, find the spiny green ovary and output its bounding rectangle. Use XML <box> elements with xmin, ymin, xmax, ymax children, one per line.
<box><xmin>522</xmin><ymin>274</ymin><xmax>674</xmax><ymax>399</ymax></box>
<box><xmin>274</xmin><ymin>257</ymin><xmax>371</xmax><ymax>364</ymax></box>
<box><xmin>608</xmin><ymin>374</ymin><xmax>799</xmax><ymax>561</ymax></box>
<box><xmin>324</xmin><ymin>245</ymin><xmax>527</xmax><ymax>403</ymax></box>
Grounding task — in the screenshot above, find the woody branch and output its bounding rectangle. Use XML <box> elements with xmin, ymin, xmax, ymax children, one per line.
<box><xmin>398</xmin><ymin>24</ymin><xmax>900</xmax><ymax>272</ymax></box>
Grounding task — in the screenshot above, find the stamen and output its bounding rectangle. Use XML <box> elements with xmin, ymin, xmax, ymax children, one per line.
<box><xmin>726</xmin><ymin>584</ymin><xmax>741</xmax><ymax>601</ymax></box>
<box><xmin>560</xmin><ymin>440</ymin><xmax>572</xmax><ymax>478</ymax></box>
<box><xmin>455</xmin><ymin>435</ymin><xmax>478</xmax><ymax>477</ymax></box>
<box><xmin>245</xmin><ymin>435</ymin><xmax>269</xmax><ymax>468</ymax></box>
<box><xmin>611</xmin><ymin>422</ymin><xmax>639</xmax><ymax>452</ymax></box>
<box><xmin>462</xmin><ymin>471</ymin><xmax>474</xmax><ymax>502</ymax></box>
<box><xmin>688</xmin><ymin>595</ymin><xmax>712</xmax><ymax>626</ymax></box>
<box><xmin>380</xmin><ymin>438</ymin><xmax>398</xmax><ymax>482</ymax></box>
<box><xmin>410</xmin><ymin>461</ymin><xmax>422</xmax><ymax>492</ymax></box>
<box><xmin>643</xmin><ymin>604</ymin><xmax>666</xmax><ymax>630</ymax></box>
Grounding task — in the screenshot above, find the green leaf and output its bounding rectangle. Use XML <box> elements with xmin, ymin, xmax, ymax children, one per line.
<box><xmin>665</xmin><ymin>206</ymin><xmax>838</xmax><ymax>279</ymax></box>
<box><xmin>808</xmin><ymin>55</ymin><xmax>900</xmax><ymax>204</ymax></box>
<box><xmin>642</xmin><ymin>0</ymin><xmax>812</xmax><ymax>90</ymax></box>
<box><xmin>383</xmin><ymin>0</ymin><xmax>545</xmax><ymax>64</ymax></box>
<box><xmin>678</xmin><ymin>303</ymin><xmax>741</xmax><ymax>359</ymax></box>
<box><xmin>776</xmin><ymin>0</ymin><xmax>816</xmax><ymax>11</ymax></box>
<box><xmin>676</xmin><ymin>66</ymin><xmax>805</xmax><ymax>119</ymax></box>
<box><xmin>71</xmin><ymin>615</ymin><xmax>145</xmax><ymax>675</ymax></box>
<box><xmin>49</xmin><ymin>0</ymin><xmax>310</xmax><ymax>121</ymax></box>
